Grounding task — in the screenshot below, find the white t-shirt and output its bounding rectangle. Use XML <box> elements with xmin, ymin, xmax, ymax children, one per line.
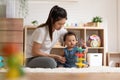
<box><xmin>26</xmin><ymin>26</ymin><xmax>67</xmax><ymax>58</ymax></box>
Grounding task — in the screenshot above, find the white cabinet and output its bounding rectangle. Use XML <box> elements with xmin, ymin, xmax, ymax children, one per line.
<box><xmin>87</xmin><ymin>53</ymin><xmax>102</xmax><ymax>66</ymax></box>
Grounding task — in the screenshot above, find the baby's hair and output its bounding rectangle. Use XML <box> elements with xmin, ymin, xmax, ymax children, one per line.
<box><xmin>63</xmin><ymin>31</ymin><xmax>77</xmax><ymax>41</ymax></box>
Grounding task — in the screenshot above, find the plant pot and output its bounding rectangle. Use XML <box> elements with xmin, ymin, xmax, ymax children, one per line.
<box><xmin>96</xmin><ymin>22</ymin><xmax>100</xmax><ymax>27</ymax></box>
<box><xmin>94</xmin><ymin>22</ymin><xmax>100</xmax><ymax>27</ymax></box>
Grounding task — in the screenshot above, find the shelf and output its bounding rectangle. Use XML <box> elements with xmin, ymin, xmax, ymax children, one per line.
<box><xmin>24</xmin><ymin>25</ymin><xmax>106</xmax><ymax>66</ymax></box>
<box><xmin>65</xmin><ymin>26</ymin><xmax>104</xmax><ymax>30</ymax></box>
<box><xmin>24</xmin><ymin>25</ymin><xmax>37</xmax><ymax>30</ymax></box>
<box><xmin>53</xmin><ymin>46</ymin><xmax>65</xmax><ymax>48</ymax></box>
<box><xmin>88</xmin><ymin>47</ymin><xmax>104</xmax><ymax>49</ymax></box>
<box><xmin>107</xmin><ymin>52</ymin><xmax>120</xmax><ymax>67</ymax></box>
<box><xmin>52</xmin><ymin>46</ymin><xmax>104</xmax><ymax>49</ymax></box>
<box><xmin>25</xmin><ymin>25</ymin><xmax>104</xmax><ymax>30</ymax></box>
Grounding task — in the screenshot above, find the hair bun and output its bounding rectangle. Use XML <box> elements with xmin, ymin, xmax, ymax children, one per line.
<box><xmin>53</xmin><ymin>5</ymin><xmax>59</xmax><ymax>8</ymax></box>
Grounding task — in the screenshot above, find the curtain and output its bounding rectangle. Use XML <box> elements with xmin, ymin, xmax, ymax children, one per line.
<box><xmin>0</xmin><ymin>0</ymin><xmax>6</xmax><ymax>17</ymax></box>
<box><xmin>2</xmin><ymin>0</ymin><xmax>28</xmax><ymax>18</ymax></box>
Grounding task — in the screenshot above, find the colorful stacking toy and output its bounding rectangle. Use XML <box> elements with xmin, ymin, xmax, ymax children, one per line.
<box><xmin>2</xmin><ymin>43</ymin><xmax>25</xmax><ymax>80</ymax></box>
<box><xmin>75</xmin><ymin>47</ymin><xmax>88</xmax><ymax>68</ymax></box>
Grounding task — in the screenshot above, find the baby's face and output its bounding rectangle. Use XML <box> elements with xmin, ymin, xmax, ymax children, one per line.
<box><xmin>65</xmin><ymin>35</ymin><xmax>77</xmax><ymax>48</ymax></box>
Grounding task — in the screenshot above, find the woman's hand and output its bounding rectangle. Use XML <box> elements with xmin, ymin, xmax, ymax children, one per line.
<box><xmin>32</xmin><ymin>42</ymin><xmax>66</xmax><ymax>63</ymax></box>
<box><xmin>55</xmin><ymin>56</ymin><xmax>66</xmax><ymax>63</ymax></box>
<box><xmin>49</xmin><ymin>54</ymin><xmax>66</xmax><ymax>63</ymax></box>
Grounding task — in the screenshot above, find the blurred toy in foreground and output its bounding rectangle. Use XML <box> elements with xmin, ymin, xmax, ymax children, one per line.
<box><xmin>2</xmin><ymin>43</ymin><xmax>25</xmax><ymax>80</ymax></box>
<box><xmin>0</xmin><ymin>56</ymin><xmax>4</xmax><ymax>68</ymax></box>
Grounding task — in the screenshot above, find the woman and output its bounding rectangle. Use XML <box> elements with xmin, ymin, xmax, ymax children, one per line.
<box><xmin>26</xmin><ymin>5</ymin><xmax>67</xmax><ymax>68</ymax></box>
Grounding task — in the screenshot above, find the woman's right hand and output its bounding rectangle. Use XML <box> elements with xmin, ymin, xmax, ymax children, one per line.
<box><xmin>55</xmin><ymin>55</ymin><xmax>66</xmax><ymax>63</ymax></box>
<box><xmin>49</xmin><ymin>54</ymin><xmax>66</xmax><ymax>63</ymax></box>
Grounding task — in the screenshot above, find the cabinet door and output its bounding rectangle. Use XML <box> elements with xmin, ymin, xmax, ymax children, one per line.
<box><xmin>0</xmin><ymin>18</ymin><xmax>23</xmax><ymax>30</ymax></box>
<box><xmin>0</xmin><ymin>31</ymin><xmax>23</xmax><ymax>43</ymax></box>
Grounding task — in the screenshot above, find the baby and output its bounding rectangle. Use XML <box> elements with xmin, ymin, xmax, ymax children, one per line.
<box><xmin>57</xmin><ymin>31</ymin><xmax>88</xmax><ymax>68</ymax></box>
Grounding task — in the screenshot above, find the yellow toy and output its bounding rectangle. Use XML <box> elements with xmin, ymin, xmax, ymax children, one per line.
<box><xmin>76</xmin><ymin>62</ymin><xmax>86</xmax><ymax>67</ymax></box>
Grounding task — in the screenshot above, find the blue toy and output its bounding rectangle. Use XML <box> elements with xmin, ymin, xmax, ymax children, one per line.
<box><xmin>0</xmin><ymin>56</ymin><xmax>4</xmax><ymax>68</ymax></box>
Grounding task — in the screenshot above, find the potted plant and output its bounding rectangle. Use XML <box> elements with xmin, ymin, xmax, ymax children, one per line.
<box><xmin>92</xmin><ymin>16</ymin><xmax>102</xmax><ymax>27</ymax></box>
<box><xmin>31</xmin><ymin>20</ymin><xmax>38</xmax><ymax>26</ymax></box>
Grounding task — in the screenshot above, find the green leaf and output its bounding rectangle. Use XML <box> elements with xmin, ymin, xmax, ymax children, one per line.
<box><xmin>92</xmin><ymin>16</ymin><xmax>102</xmax><ymax>23</ymax></box>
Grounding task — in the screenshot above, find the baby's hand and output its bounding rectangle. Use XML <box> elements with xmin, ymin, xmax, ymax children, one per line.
<box><xmin>59</xmin><ymin>57</ymin><xmax>66</xmax><ymax>63</ymax></box>
<box><xmin>79</xmin><ymin>39</ymin><xmax>86</xmax><ymax>48</ymax></box>
<box><xmin>82</xmin><ymin>42</ymin><xmax>87</xmax><ymax>48</ymax></box>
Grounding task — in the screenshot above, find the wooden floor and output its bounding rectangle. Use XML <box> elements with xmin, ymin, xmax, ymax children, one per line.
<box><xmin>26</xmin><ymin>72</ymin><xmax>120</xmax><ymax>80</ymax></box>
<box><xmin>1</xmin><ymin>72</ymin><xmax>120</xmax><ymax>80</ymax></box>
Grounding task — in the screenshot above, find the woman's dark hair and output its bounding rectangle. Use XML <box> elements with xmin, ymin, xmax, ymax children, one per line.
<box><xmin>63</xmin><ymin>31</ymin><xmax>77</xmax><ymax>42</ymax></box>
<box><xmin>38</xmin><ymin>5</ymin><xmax>67</xmax><ymax>41</ymax></box>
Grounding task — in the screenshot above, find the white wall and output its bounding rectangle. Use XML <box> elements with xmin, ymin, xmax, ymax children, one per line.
<box><xmin>25</xmin><ymin>0</ymin><xmax>118</xmax><ymax>52</ymax></box>
<box><xmin>118</xmin><ymin>0</ymin><xmax>120</xmax><ymax>51</ymax></box>
<box><xmin>2</xmin><ymin>0</ymin><xmax>118</xmax><ymax>52</ymax></box>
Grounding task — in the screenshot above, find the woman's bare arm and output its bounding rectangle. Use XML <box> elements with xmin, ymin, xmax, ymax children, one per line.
<box><xmin>32</xmin><ymin>41</ymin><xmax>66</xmax><ymax>63</ymax></box>
<box><xmin>32</xmin><ymin>42</ymin><xmax>48</xmax><ymax>57</ymax></box>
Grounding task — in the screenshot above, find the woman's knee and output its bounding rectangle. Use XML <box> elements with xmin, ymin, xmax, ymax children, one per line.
<box><xmin>44</xmin><ymin>57</ymin><xmax>57</xmax><ymax>68</ymax></box>
<box><xmin>26</xmin><ymin>57</ymin><xmax>57</xmax><ymax>68</ymax></box>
